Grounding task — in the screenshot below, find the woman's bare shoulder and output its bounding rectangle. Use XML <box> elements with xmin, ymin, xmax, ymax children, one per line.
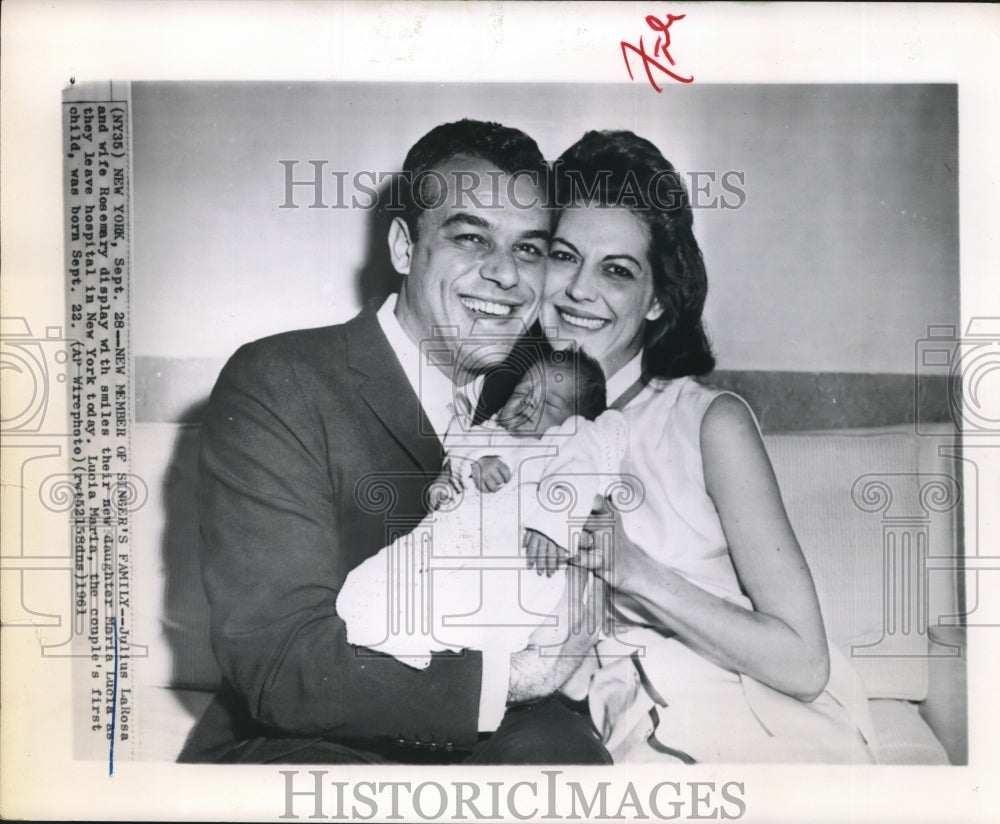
<box><xmin>703</xmin><ymin>391</ymin><xmax>756</xmax><ymax>425</ymax></box>
<box><xmin>700</xmin><ymin>392</ymin><xmax>771</xmax><ymax>478</ymax></box>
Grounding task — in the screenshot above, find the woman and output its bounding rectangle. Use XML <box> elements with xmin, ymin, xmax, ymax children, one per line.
<box><xmin>543</xmin><ymin>131</ymin><xmax>875</xmax><ymax>763</ymax></box>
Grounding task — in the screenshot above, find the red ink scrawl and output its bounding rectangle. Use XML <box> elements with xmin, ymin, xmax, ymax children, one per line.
<box><xmin>622</xmin><ymin>13</ymin><xmax>694</xmax><ymax>91</ymax></box>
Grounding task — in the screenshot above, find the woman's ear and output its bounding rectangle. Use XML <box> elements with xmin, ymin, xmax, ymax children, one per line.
<box><xmin>645</xmin><ymin>297</ymin><xmax>665</xmax><ymax>322</ymax></box>
<box><xmin>388</xmin><ymin>216</ymin><xmax>414</xmax><ymax>275</ymax></box>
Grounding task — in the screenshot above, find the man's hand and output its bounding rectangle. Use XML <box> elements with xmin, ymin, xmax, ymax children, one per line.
<box><xmin>507</xmin><ymin>565</ymin><xmax>605</xmax><ymax>703</ymax></box>
<box><xmin>427</xmin><ymin>461</ymin><xmax>463</xmax><ymax>510</ymax></box>
<box><xmin>471</xmin><ymin>455</ymin><xmax>512</xmax><ymax>493</ymax></box>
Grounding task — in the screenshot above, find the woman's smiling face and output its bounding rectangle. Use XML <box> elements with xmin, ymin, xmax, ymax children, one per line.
<box><xmin>541</xmin><ymin>203</ymin><xmax>663</xmax><ymax>377</ymax></box>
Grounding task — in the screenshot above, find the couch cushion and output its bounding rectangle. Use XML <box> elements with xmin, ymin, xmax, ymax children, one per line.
<box><xmin>764</xmin><ymin>430</ymin><xmax>930</xmax><ymax>700</ymax></box>
<box><xmin>868</xmin><ymin>699</ymin><xmax>950</xmax><ymax>764</ymax></box>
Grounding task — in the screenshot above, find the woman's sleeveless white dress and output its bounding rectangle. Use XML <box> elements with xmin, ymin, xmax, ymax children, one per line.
<box><xmin>588</xmin><ymin>373</ymin><xmax>876</xmax><ymax>764</ymax></box>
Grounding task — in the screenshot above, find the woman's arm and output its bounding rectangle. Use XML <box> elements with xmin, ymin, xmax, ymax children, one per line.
<box><xmin>579</xmin><ymin>394</ymin><xmax>830</xmax><ymax>701</ymax></box>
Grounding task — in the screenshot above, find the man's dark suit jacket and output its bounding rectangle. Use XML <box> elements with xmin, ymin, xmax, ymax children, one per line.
<box><xmin>179</xmin><ymin>304</ymin><xmax>490</xmax><ymax>762</ymax></box>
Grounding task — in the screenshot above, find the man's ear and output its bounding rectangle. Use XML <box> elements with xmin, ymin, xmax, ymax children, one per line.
<box><xmin>645</xmin><ymin>297</ymin><xmax>665</xmax><ymax>322</ymax></box>
<box><xmin>388</xmin><ymin>216</ymin><xmax>414</xmax><ymax>275</ymax></box>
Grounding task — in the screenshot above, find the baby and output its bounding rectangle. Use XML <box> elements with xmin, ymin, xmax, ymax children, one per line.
<box><xmin>336</xmin><ymin>344</ymin><xmax>627</xmax><ymax>668</ymax></box>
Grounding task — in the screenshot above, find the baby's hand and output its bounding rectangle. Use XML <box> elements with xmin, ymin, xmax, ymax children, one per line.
<box><xmin>427</xmin><ymin>461</ymin><xmax>463</xmax><ymax>510</ymax></box>
<box><xmin>523</xmin><ymin>528</ymin><xmax>570</xmax><ymax>577</ymax></box>
<box><xmin>471</xmin><ymin>455</ymin><xmax>511</xmax><ymax>493</ymax></box>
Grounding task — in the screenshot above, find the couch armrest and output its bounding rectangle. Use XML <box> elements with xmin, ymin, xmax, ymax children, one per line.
<box><xmin>919</xmin><ymin>625</ymin><xmax>967</xmax><ymax>765</ymax></box>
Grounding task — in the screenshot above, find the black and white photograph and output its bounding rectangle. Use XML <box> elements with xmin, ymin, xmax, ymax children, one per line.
<box><xmin>2</xmin><ymin>2</ymin><xmax>998</xmax><ymax>821</ymax></box>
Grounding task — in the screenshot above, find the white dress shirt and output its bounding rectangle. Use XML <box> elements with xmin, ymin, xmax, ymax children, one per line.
<box><xmin>376</xmin><ymin>294</ymin><xmax>505</xmax><ymax>730</ymax></box>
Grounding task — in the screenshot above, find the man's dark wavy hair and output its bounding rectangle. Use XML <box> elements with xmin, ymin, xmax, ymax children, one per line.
<box><xmin>399</xmin><ymin>119</ymin><xmax>549</xmax><ymax>240</ymax></box>
<box><xmin>552</xmin><ymin>130</ymin><xmax>715</xmax><ymax>379</ymax></box>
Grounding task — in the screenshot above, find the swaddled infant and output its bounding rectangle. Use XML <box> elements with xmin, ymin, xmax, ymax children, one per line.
<box><xmin>336</xmin><ymin>344</ymin><xmax>627</xmax><ymax>668</ymax></box>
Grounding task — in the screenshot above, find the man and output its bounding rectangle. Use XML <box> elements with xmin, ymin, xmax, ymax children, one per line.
<box><xmin>178</xmin><ymin>120</ymin><xmax>610</xmax><ymax>764</ymax></box>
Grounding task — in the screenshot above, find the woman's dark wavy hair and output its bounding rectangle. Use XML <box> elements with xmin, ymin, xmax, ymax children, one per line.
<box><xmin>552</xmin><ymin>130</ymin><xmax>715</xmax><ymax>379</ymax></box>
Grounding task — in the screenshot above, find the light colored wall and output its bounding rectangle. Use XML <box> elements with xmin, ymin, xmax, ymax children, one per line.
<box><xmin>131</xmin><ymin>83</ymin><xmax>958</xmax><ymax>374</ymax></box>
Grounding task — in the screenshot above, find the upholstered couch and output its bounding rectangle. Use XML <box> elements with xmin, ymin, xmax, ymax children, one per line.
<box><xmin>129</xmin><ymin>421</ymin><xmax>967</xmax><ymax>764</ymax></box>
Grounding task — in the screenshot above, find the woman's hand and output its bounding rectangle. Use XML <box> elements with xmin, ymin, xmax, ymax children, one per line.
<box><xmin>571</xmin><ymin>495</ymin><xmax>649</xmax><ymax>595</ymax></box>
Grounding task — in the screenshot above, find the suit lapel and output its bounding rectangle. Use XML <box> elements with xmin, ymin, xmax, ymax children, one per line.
<box><xmin>345</xmin><ymin>305</ymin><xmax>444</xmax><ymax>473</ymax></box>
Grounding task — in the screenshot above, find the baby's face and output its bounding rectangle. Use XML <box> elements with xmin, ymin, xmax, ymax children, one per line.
<box><xmin>497</xmin><ymin>365</ymin><xmax>577</xmax><ymax>436</ymax></box>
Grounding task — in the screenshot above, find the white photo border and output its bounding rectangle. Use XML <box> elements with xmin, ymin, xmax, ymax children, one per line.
<box><xmin>2</xmin><ymin>2</ymin><xmax>998</xmax><ymax>822</ymax></box>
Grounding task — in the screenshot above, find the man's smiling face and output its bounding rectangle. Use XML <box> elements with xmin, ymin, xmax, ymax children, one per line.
<box><xmin>390</xmin><ymin>154</ymin><xmax>551</xmax><ymax>379</ymax></box>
